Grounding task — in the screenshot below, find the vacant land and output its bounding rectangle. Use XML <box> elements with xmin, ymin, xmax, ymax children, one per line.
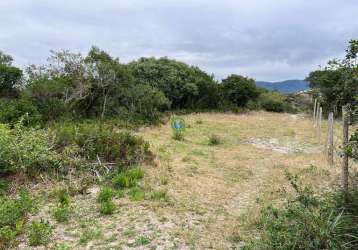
<box><xmin>18</xmin><ymin>112</ymin><xmax>343</xmax><ymax>249</ymax></box>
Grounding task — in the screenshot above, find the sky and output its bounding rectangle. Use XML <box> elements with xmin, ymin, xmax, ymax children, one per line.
<box><xmin>0</xmin><ymin>0</ymin><xmax>357</xmax><ymax>81</ymax></box>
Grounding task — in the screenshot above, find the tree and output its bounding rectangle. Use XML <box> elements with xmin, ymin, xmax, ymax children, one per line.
<box><xmin>306</xmin><ymin>39</ymin><xmax>358</xmax><ymax>114</ymax></box>
<box><xmin>0</xmin><ymin>51</ymin><xmax>23</xmax><ymax>98</ymax></box>
<box><xmin>0</xmin><ymin>51</ymin><xmax>13</xmax><ymax>66</ymax></box>
<box><xmin>25</xmin><ymin>47</ymin><xmax>169</xmax><ymax>121</ymax></box>
<box><xmin>128</xmin><ymin>57</ymin><xmax>219</xmax><ymax>109</ymax></box>
<box><xmin>221</xmin><ymin>74</ymin><xmax>260</xmax><ymax>107</ymax></box>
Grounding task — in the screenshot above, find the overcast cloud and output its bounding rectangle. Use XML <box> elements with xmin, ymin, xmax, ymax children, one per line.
<box><xmin>0</xmin><ymin>0</ymin><xmax>357</xmax><ymax>81</ymax></box>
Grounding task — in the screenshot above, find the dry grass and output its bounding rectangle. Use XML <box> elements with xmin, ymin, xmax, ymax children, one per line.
<box><xmin>19</xmin><ymin>111</ymin><xmax>354</xmax><ymax>249</ymax></box>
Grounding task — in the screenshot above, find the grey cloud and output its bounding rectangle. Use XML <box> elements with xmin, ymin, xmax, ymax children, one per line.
<box><xmin>0</xmin><ymin>0</ymin><xmax>357</xmax><ymax>81</ymax></box>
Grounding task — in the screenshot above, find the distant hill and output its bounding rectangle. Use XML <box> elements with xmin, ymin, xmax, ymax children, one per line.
<box><xmin>256</xmin><ymin>80</ymin><xmax>310</xmax><ymax>94</ymax></box>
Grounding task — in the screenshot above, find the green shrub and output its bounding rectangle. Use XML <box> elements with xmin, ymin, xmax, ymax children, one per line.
<box><xmin>0</xmin><ymin>226</ymin><xmax>17</xmax><ymax>249</ymax></box>
<box><xmin>0</xmin><ymin>188</ymin><xmax>33</xmax><ymax>232</ymax></box>
<box><xmin>97</xmin><ymin>187</ymin><xmax>115</xmax><ymax>215</ymax></box>
<box><xmin>221</xmin><ymin>74</ymin><xmax>260</xmax><ymax>107</ymax></box>
<box><xmin>51</xmin><ymin>122</ymin><xmax>152</xmax><ymax>169</ymax></box>
<box><xmin>127</xmin><ymin>167</ymin><xmax>144</xmax><ymax>180</ymax></box>
<box><xmin>27</xmin><ymin>219</ymin><xmax>52</xmax><ymax>246</ymax></box>
<box><xmin>99</xmin><ymin>201</ymin><xmax>115</xmax><ymax>215</ymax></box>
<box><xmin>258</xmin><ymin>92</ymin><xmax>285</xmax><ymax>112</ymax></box>
<box><xmin>97</xmin><ymin>187</ymin><xmax>113</xmax><ymax>203</ymax></box>
<box><xmin>52</xmin><ymin>205</ymin><xmax>71</xmax><ymax>223</ymax></box>
<box><xmin>52</xmin><ymin>189</ymin><xmax>71</xmax><ymax>223</ymax></box>
<box><xmin>244</xmin><ymin>173</ymin><xmax>358</xmax><ymax>250</ymax></box>
<box><xmin>209</xmin><ymin>134</ymin><xmax>221</xmax><ymax>145</ymax></box>
<box><xmin>0</xmin><ymin>122</ymin><xmax>62</xmax><ymax>175</ymax></box>
<box><xmin>0</xmin><ymin>99</ymin><xmax>42</xmax><ymax>126</ymax></box>
<box><xmin>112</xmin><ymin>174</ymin><xmax>130</xmax><ymax>189</ymax></box>
<box><xmin>0</xmin><ymin>181</ymin><xmax>9</xmax><ymax>196</ymax></box>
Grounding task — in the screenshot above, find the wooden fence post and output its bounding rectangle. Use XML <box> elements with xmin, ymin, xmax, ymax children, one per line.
<box><xmin>318</xmin><ymin>107</ymin><xmax>322</xmax><ymax>140</ymax></box>
<box><xmin>327</xmin><ymin>112</ymin><xmax>334</xmax><ymax>165</ymax></box>
<box><xmin>315</xmin><ymin>102</ymin><xmax>320</xmax><ymax>127</ymax></box>
<box><xmin>342</xmin><ymin>105</ymin><xmax>349</xmax><ymax>194</ymax></box>
<box><xmin>313</xmin><ymin>99</ymin><xmax>317</xmax><ymax>125</ymax></box>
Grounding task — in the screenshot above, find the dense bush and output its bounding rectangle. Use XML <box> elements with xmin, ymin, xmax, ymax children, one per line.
<box><xmin>221</xmin><ymin>74</ymin><xmax>260</xmax><ymax>107</ymax></box>
<box><xmin>0</xmin><ymin>48</ymin><xmax>297</xmax><ymax>128</ymax></box>
<box><xmin>51</xmin><ymin>122</ymin><xmax>152</xmax><ymax>169</ymax></box>
<box><xmin>244</xmin><ymin>173</ymin><xmax>358</xmax><ymax>250</ymax></box>
<box><xmin>0</xmin><ymin>122</ymin><xmax>61</xmax><ymax>175</ymax></box>
<box><xmin>128</xmin><ymin>57</ymin><xmax>220</xmax><ymax>109</ymax></box>
<box><xmin>258</xmin><ymin>92</ymin><xmax>286</xmax><ymax>112</ymax></box>
<box><xmin>119</xmin><ymin>83</ymin><xmax>170</xmax><ymax>122</ymax></box>
<box><xmin>0</xmin><ymin>52</ymin><xmax>23</xmax><ymax>98</ymax></box>
<box><xmin>0</xmin><ymin>187</ymin><xmax>33</xmax><ymax>249</ymax></box>
<box><xmin>0</xmin><ymin>98</ymin><xmax>42</xmax><ymax>126</ymax></box>
<box><xmin>306</xmin><ymin>39</ymin><xmax>358</xmax><ymax>115</ymax></box>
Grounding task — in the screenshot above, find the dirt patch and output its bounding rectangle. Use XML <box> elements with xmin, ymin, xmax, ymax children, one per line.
<box><xmin>247</xmin><ymin>137</ymin><xmax>323</xmax><ymax>154</ymax></box>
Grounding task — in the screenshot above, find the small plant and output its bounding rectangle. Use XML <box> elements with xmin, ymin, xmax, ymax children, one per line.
<box><xmin>209</xmin><ymin>134</ymin><xmax>221</xmax><ymax>145</ymax></box>
<box><xmin>172</xmin><ymin>130</ymin><xmax>184</xmax><ymax>141</ymax></box>
<box><xmin>134</xmin><ymin>235</ymin><xmax>150</xmax><ymax>246</ymax></box>
<box><xmin>79</xmin><ymin>225</ymin><xmax>102</xmax><ymax>245</ymax></box>
<box><xmin>149</xmin><ymin>190</ymin><xmax>169</xmax><ymax>202</ymax></box>
<box><xmin>112</xmin><ymin>173</ymin><xmax>130</xmax><ymax>189</ymax></box>
<box><xmin>52</xmin><ymin>188</ymin><xmax>71</xmax><ymax>223</ymax></box>
<box><xmin>112</xmin><ymin>167</ymin><xmax>144</xmax><ymax>189</ymax></box>
<box><xmin>159</xmin><ymin>176</ymin><xmax>168</xmax><ymax>185</ymax></box>
<box><xmin>128</xmin><ymin>187</ymin><xmax>145</xmax><ymax>201</ymax></box>
<box><xmin>0</xmin><ymin>187</ymin><xmax>33</xmax><ymax>249</ymax></box>
<box><xmin>52</xmin><ymin>205</ymin><xmax>71</xmax><ymax>223</ymax></box>
<box><xmin>127</xmin><ymin>167</ymin><xmax>144</xmax><ymax>180</ymax></box>
<box><xmin>196</xmin><ymin>119</ymin><xmax>203</xmax><ymax>124</ymax></box>
<box><xmin>116</xmin><ymin>190</ymin><xmax>125</xmax><ymax>198</ymax></box>
<box><xmin>97</xmin><ymin>187</ymin><xmax>113</xmax><ymax>203</ymax></box>
<box><xmin>54</xmin><ymin>243</ymin><xmax>71</xmax><ymax>250</ymax></box>
<box><xmin>54</xmin><ymin>188</ymin><xmax>71</xmax><ymax>206</ymax></box>
<box><xmin>97</xmin><ymin>187</ymin><xmax>115</xmax><ymax>215</ymax></box>
<box><xmin>27</xmin><ymin>219</ymin><xmax>52</xmax><ymax>246</ymax></box>
<box><xmin>99</xmin><ymin>200</ymin><xmax>115</xmax><ymax>215</ymax></box>
<box><xmin>0</xmin><ymin>226</ymin><xmax>16</xmax><ymax>249</ymax></box>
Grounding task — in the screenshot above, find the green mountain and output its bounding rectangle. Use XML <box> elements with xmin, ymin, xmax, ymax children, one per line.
<box><xmin>256</xmin><ymin>80</ymin><xmax>310</xmax><ymax>94</ymax></box>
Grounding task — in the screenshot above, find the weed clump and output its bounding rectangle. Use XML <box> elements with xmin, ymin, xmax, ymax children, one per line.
<box><xmin>209</xmin><ymin>134</ymin><xmax>221</xmax><ymax>145</ymax></box>
<box><xmin>97</xmin><ymin>187</ymin><xmax>115</xmax><ymax>215</ymax></box>
<box><xmin>52</xmin><ymin>189</ymin><xmax>71</xmax><ymax>223</ymax></box>
<box><xmin>172</xmin><ymin>130</ymin><xmax>184</xmax><ymax>141</ymax></box>
<box><xmin>27</xmin><ymin>219</ymin><xmax>52</xmax><ymax>246</ymax></box>
<box><xmin>244</xmin><ymin>172</ymin><xmax>358</xmax><ymax>250</ymax></box>
<box><xmin>149</xmin><ymin>190</ymin><xmax>169</xmax><ymax>202</ymax></box>
<box><xmin>112</xmin><ymin>167</ymin><xmax>144</xmax><ymax>189</ymax></box>
<box><xmin>0</xmin><ymin>122</ymin><xmax>61</xmax><ymax>175</ymax></box>
<box><xmin>0</xmin><ymin>187</ymin><xmax>33</xmax><ymax>249</ymax></box>
<box><xmin>128</xmin><ymin>187</ymin><xmax>145</xmax><ymax>201</ymax></box>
